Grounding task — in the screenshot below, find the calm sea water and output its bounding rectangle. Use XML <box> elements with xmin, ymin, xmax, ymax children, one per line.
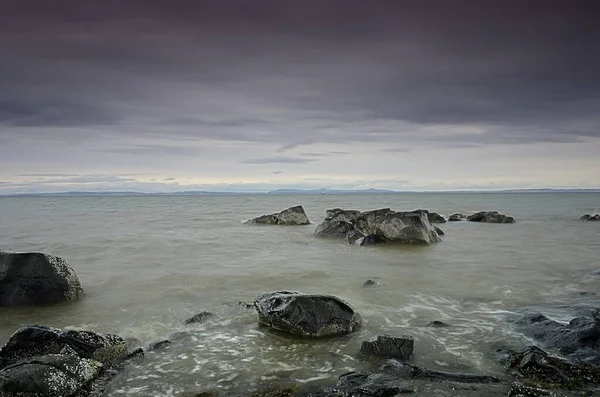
<box><xmin>1</xmin><ymin>193</ymin><xmax>599</xmax><ymax>396</ymax></box>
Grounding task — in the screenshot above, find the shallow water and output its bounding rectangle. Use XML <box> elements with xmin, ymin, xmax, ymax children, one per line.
<box><xmin>1</xmin><ymin>193</ymin><xmax>599</xmax><ymax>396</ymax></box>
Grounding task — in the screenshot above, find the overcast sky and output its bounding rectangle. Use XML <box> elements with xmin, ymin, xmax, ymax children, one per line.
<box><xmin>1</xmin><ymin>0</ymin><xmax>599</xmax><ymax>193</ymax></box>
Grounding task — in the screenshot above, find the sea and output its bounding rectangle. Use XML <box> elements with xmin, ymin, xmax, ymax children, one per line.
<box><xmin>1</xmin><ymin>193</ymin><xmax>599</xmax><ymax>396</ymax></box>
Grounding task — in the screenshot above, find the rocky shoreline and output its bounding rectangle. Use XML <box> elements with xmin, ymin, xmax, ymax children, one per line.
<box><xmin>1</xmin><ymin>206</ymin><xmax>599</xmax><ymax>396</ymax></box>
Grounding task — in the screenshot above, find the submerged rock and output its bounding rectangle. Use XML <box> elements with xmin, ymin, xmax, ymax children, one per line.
<box><xmin>448</xmin><ymin>213</ymin><xmax>466</xmax><ymax>221</ymax></box>
<box><xmin>362</xmin><ymin>279</ymin><xmax>380</xmax><ymax>288</ymax></box>
<box><xmin>580</xmin><ymin>214</ymin><xmax>600</xmax><ymax>221</ymax></box>
<box><xmin>253</xmin><ymin>291</ymin><xmax>361</xmax><ymax>337</ymax></box>
<box><xmin>147</xmin><ymin>340</ymin><xmax>172</xmax><ymax>351</ymax></box>
<box><xmin>467</xmin><ymin>211</ymin><xmax>515</xmax><ymax>223</ymax></box>
<box><xmin>184</xmin><ymin>311</ymin><xmax>214</xmax><ymax>325</ymax></box>
<box><xmin>512</xmin><ymin>310</ymin><xmax>600</xmax><ymax>362</ymax></box>
<box><xmin>360</xmin><ymin>335</ymin><xmax>414</xmax><ymax>360</ymax></box>
<box><xmin>0</xmin><ymin>325</ymin><xmax>133</xmax><ymax>397</ymax></box>
<box><xmin>245</xmin><ymin>206</ymin><xmax>310</xmax><ymax>225</ymax></box>
<box><xmin>426</xmin><ymin>320</ymin><xmax>451</xmax><ymax>328</ymax></box>
<box><xmin>0</xmin><ymin>252</ymin><xmax>84</xmax><ymax>307</ymax></box>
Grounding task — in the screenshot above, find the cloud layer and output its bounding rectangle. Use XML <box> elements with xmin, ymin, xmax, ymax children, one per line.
<box><xmin>1</xmin><ymin>0</ymin><xmax>599</xmax><ymax>193</ymax></box>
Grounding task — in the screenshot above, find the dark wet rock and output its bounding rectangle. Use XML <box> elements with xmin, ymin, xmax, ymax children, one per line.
<box><xmin>433</xmin><ymin>225</ymin><xmax>445</xmax><ymax>236</ymax></box>
<box><xmin>448</xmin><ymin>213</ymin><xmax>466</xmax><ymax>221</ymax></box>
<box><xmin>502</xmin><ymin>346</ymin><xmax>600</xmax><ymax>390</ymax></box>
<box><xmin>184</xmin><ymin>311</ymin><xmax>214</xmax><ymax>325</ymax></box>
<box><xmin>426</xmin><ymin>320</ymin><xmax>450</xmax><ymax>328</ymax></box>
<box><xmin>254</xmin><ymin>291</ymin><xmax>361</xmax><ymax>337</ymax></box>
<box><xmin>363</xmin><ymin>279</ymin><xmax>380</xmax><ymax>288</ymax></box>
<box><xmin>122</xmin><ymin>348</ymin><xmax>144</xmax><ymax>362</ymax></box>
<box><xmin>580</xmin><ymin>214</ymin><xmax>600</xmax><ymax>221</ymax></box>
<box><xmin>0</xmin><ymin>252</ymin><xmax>84</xmax><ymax>307</ymax></box>
<box><xmin>512</xmin><ymin>310</ymin><xmax>600</xmax><ymax>361</ymax></box>
<box><xmin>0</xmin><ymin>325</ymin><xmax>133</xmax><ymax>397</ymax></box>
<box><xmin>360</xmin><ymin>335</ymin><xmax>414</xmax><ymax>360</ymax></box>
<box><xmin>147</xmin><ymin>340</ymin><xmax>172</xmax><ymax>351</ymax></box>
<box><xmin>245</xmin><ymin>206</ymin><xmax>310</xmax><ymax>225</ymax></box>
<box><xmin>0</xmin><ymin>325</ymin><xmax>128</xmax><ymax>369</ymax></box>
<box><xmin>237</xmin><ymin>301</ymin><xmax>254</xmax><ymax>309</ymax></box>
<box><xmin>309</xmin><ymin>360</ymin><xmax>506</xmax><ymax>397</ymax></box>
<box><xmin>467</xmin><ymin>211</ymin><xmax>515</xmax><ymax>223</ymax></box>
<box><xmin>314</xmin><ymin>209</ymin><xmax>361</xmax><ymax>237</ymax></box>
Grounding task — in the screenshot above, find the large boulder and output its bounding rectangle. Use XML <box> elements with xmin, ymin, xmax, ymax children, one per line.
<box><xmin>0</xmin><ymin>325</ymin><xmax>136</xmax><ymax>397</ymax></box>
<box><xmin>511</xmin><ymin>310</ymin><xmax>600</xmax><ymax>363</ymax></box>
<box><xmin>412</xmin><ymin>209</ymin><xmax>446</xmax><ymax>223</ymax></box>
<box><xmin>581</xmin><ymin>214</ymin><xmax>600</xmax><ymax>221</ymax></box>
<box><xmin>245</xmin><ymin>206</ymin><xmax>310</xmax><ymax>225</ymax></box>
<box><xmin>467</xmin><ymin>211</ymin><xmax>515</xmax><ymax>223</ymax></box>
<box><xmin>353</xmin><ymin>209</ymin><xmax>441</xmax><ymax>245</ymax></box>
<box><xmin>253</xmin><ymin>291</ymin><xmax>361</xmax><ymax>337</ymax></box>
<box><xmin>0</xmin><ymin>252</ymin><xmax>84</xmax><ymax>307</ymax></box>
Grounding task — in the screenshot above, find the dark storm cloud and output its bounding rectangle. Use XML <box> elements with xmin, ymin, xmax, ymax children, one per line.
<box><xmin>0</xmin><ymin>0</ymin><xmax>599</xmax><ymax>150</ymax></box>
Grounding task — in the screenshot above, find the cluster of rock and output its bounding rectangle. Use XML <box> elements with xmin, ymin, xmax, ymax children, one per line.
<box><xmin>314</xmin><ymin>208</ymin><xmax>443</xmax><ymax>246</ymax></box>
<box><xmin>448</xmin><ymin>211</ymin><xmax>516</xmax><ymax>223</ymax></box>
<box><xmin>581</xmin><ymin>213</ymin><xmax>600</xmax><ymax>221</ymax></box>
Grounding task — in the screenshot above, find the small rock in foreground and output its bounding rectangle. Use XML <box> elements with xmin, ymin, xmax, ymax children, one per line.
<box><xmin>360</xmin><ymin>335</ymin><xmax>414</xmax><ymax>360</ymax></box>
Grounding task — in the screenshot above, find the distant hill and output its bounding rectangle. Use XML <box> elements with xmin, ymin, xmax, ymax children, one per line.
<box><xmin>266</xmin><ymin>188</ymin><xmax>397</xmax><ymax>195</ymax></box>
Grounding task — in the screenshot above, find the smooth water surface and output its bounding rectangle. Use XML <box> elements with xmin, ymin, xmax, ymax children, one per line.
<box><xmin>1</xmin><ymin>193</ymin><xmax>599</xmax><ymax>395</ymax></box>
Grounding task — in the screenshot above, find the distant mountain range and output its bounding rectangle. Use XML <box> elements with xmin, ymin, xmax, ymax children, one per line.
<box><xmin>1</xmin><ymin>188</ymin><xmax>599</xmax><ymax>197</ymax></box>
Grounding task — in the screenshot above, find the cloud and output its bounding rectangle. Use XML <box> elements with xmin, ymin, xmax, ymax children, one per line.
<box><xmin>239</xmin><ymin>157</ymin><xmax>318</xmax><ymax>164</ymax></box>
<box><xmin>96</xmin><ymin>144</ymin><xmax>203</xmax><ymax>156</ymax></box>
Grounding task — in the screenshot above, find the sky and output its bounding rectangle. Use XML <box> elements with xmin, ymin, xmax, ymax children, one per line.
<box><xmin>1</xmin><ymin>0</ymin><xmax>599</xmax><ymax>193</ymax></box>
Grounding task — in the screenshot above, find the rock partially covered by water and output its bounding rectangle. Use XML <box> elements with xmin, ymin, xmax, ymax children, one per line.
<box><xmin>245</xmin><ymin>206</ymin><xmax>310</xmax><ymax>225</ymax></box>
<box><xmin>316</xmin><ymin>208</ymin><xmax>441</xmax><ymax>245</ymax></box>
<box><xmin>360</xmin><ymin>335</ymin><xmax>414</xmax><ymax>360</ymax></box>
<box><xmin>0</xmin><ymin>325</ymin><xmax>135</xmax><ymax>397</ymax></box>
<box><xmin>467</xmin><ymin>211</ymin><xmax>515</xmax><ymax>223</ymax></box>
<box><xmin>502</xmin><ymin>346</ymin><xmax>600</xmax><ymax>390</ymax></box>
<box><xmin>184</xmin><ymin>311</ymin><xmax>214</xmax><ymax>325</ymax></box>
<box><xmin>253</xmin><ymin>291</ymin><xmax>361</xmax><ymax>337</ymax></box>
<box><xmin>0</xmin><ymin>252</ymin><xmax>84</xmax><ymax>307</ymax></box>
<box><xmin>412</xmin><ymin>209</ymin><xmax>446</xmax><ymax>224</ymax></box>
<box><xmin>512</xmin><ymin>310</ymin><xmax>600</xmax><ymax>363</ymax></box>
<box><xmin>312</xmin><ymin>360</ymin><xmax>505</xmax><ymax>397</ymax></box>
<box><xmin>581</xmin><ymin>214</ymin><xmax>600</xmax><ymax>221</ymax></box>
<box><xmin>448</xmin><ymin>213</ymin><xmax>466</xmax><ymax>221</ymax></box>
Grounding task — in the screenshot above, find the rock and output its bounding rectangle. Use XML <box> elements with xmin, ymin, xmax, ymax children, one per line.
<box><xmin>311</xmin><ymin>360</ymin><xmax>505</xmax><ymax>397</ymax></box>
<box><xmin>184</xmin><ymin>311</ymin><xmax>214</xmax><ymax>325</ymax></box>
<box><xmin>353</xmin><ymin>209</ymin><xmax>441</xmax><ymax>245</ymax></box>
<box><xmin>502</xmin><ymin>346</ymin><xmax>600</xmax><ymax>390</ymax></box>
<box><xmin>314</xmin><ymin>209</ymin><xmax>361</xmax><ymax>237</ymax></box>
<box><xmin>467</xmin><ymin>211</ymin><xmax>515</xmax><ymax>223</ymax></box>
<box><xmin>363</xmin><ymin>279</ymin><xmax>379</xmax><ymax>288</ymax></box>
<box><xmin>253</xmin><ymin>291</ymin><xmax>361</xmax><ymax>337</ymax></box>
<box><xmin>0</xmin><ymin>252</ymin><xmax>84</xmax><ymax>307</ymax></box>
<box><xmin>147</xmin><ymin>340</ymin><xmax>172</xmax><ymax>351</ymax></box>
<box><xmin>426</xmin><ymin>320</ymin><xmax>450</xmax><ymax>327</ymax></box>
<box><xmin>580</xmin><ymin>214</ymin><xmax>600</xmax><ymax>221</ymax></box>
<box><xmin>511</xmin><ymin>310</ymin><xmax>600</xmax><ymax>362</ymax></box>
<box><xmin>0</xmin><ymin>325</ymin><xmax>133</xmax><ymax>397</ymax></box>
<box><xmin>448</xmin><ymin>213</ymin><xmax>466</xmax><ymax>221</ymax></box>
<box><xmin>360</xmin><ymin>335</ymin><xmax>414</xmax><ymax>360</ymax></box>
<box><xmin>433</xmin><ymin>225</ymin><xmax>445</xmax><ymax>236</ymax></box>
<box><xmin>411</xmin><ymin>210</ymin><xmax>446</xmax><ymax>224</ymax></box>
<box><xmin>245</xmin><ymin>206</ymin><xmax>310</xmax><ymax>225</ymax></box>
<box><xmin>0</xmin><ymin>325</ymin><xmax>128</xmax><ymax>369</ymax></box>
<box><xmin>0</xmin><ymin>353</ymin><xmax>104</xmax><ymax>397</ymax></box>
<box><xmin>345</xmin><ymin>230</ymin><xmax>379</xmax><ymax>246</ymax></box>
<box><xmin>237</xmin><ymin>301</ymin><xmax>254</xmax><ymax>309</ymax></box>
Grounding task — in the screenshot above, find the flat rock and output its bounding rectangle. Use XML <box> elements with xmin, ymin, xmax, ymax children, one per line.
<box><xmin>360</xmin><ymin>335</ymin><xmax>414</xmax><ymax>360</ymax></box>
<box><xmin>253</xmin><ymin>291</ymin><xmax>361</xmax><ymax>337</ymax></box>
<box><xmin>0</xmin><ymin>252</ymin><xmax>84</xmax><ymax>307</ymax></box>
<box><xmin>467</xmin><ymin>211</ymin><xmax>515</xmax><ymax>223</ymax></box>
<box><xmin>245</xmin><ymin>206</ymin><xmax>310</xmax><ymax>225</ymax></box>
